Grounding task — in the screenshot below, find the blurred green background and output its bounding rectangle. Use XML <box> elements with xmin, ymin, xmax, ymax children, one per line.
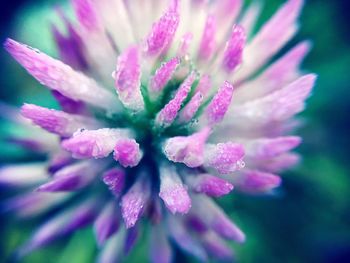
<box><xmin>0</xmin><ymin>0</ymin><xmax>349</xmax><ymax>262</ymax></box>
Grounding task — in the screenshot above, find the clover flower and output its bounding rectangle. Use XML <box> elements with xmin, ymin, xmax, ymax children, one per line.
<box><xmin>1</xmin><ymin>0</ymin><xmax>316</xmax><ymax>261</ymax></box>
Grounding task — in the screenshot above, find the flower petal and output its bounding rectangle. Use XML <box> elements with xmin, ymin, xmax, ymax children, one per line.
<box><xmin>62</xmin><ymin>128</ymin><xmax>131</xmax><ymax>159</ymax></box>
<box><xmin>159</xmin><ymin>165</ymin><xmax>191</xmax><ymax>214</ymax></box>
<box><xmin>21</xmin><ymin>104</ymin><xmax>99</xmax><ymax>137</ymax></box>
<box><xmin>114</xmin><ymin>46</ymin><xmax>145</xmax><ymax>111</ymax></box>
<box><xmin>204</xmin><ymin>142</ymin><xmax>245</xmax><ymax>174</ymax></box>
<box><xmin>113</xmin><ymin>139</ymin><xmax>143</xmax><ymax>167</ymax></box>
<box><xmin>94</xmin><ymin>202</ymin><xmax>120</xmax><ymax>246</ymax></box>
<box><xmin>163</xmin><ymin>127</ymin><xmax>211</xmax><ymax>167</ymax></box>
<box><xmin>149</xmin><ymin>57</ymin><xmax>181</xmax><ymax>93</ymax></box>
<box><xmin>121</xmin><ymin>176</ymin><xmax>150</xmax><ymax>228</ymax></box>
<box><xmin>155</xmin><ymin>72</ymin><xmax>196</xmax><ymax>127</ymax></box>
<box><xmin>186</xmin><ymin>174</ymin><xmax>234</xmax><ymax>197</ymax></box>
<box><xmin>4</xmin><ymin>39</ymin><xmax>119</xmax><ymax>113</ymax></box>
<box><xmin>192</xmin><ymin>195</ymin><xmax>245</xmax><ymax>242</ymax></box>
<box><xmin>102</xmin><ymin>168</ymin><xmax>126</xmax><ymax>197</ymax></box>
<box><xmin>144</xmin><ymin>7</ymin><xmax>179</xmax><ymax>56</ymax></box>
<box><xmin>206</xmin><ymin>81</ymin><xmax>235</xmax><ymax>125</ymax></box>
<box><xmin>228</xmin><ymin>74</ymin><xmax>316</xmax><ymax>125</ymax></box>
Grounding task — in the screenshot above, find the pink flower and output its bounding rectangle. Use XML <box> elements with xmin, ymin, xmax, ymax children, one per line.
<box><xmin>2</xmin><ymin>0</ymin><xmax>315</xmax><ymax>261</ymax></box>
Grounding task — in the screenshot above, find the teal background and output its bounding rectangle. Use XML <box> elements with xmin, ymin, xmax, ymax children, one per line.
<box><xmin>0</xmin><ymin>0</ymin><xmax>349</xmax><ymax>262</ymax></box>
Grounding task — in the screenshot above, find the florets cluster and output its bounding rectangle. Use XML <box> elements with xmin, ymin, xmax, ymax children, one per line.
<box><xmin>1</xmin><ymin>0</ymin><xmax>315</xmax><ymax>262</ymax></box>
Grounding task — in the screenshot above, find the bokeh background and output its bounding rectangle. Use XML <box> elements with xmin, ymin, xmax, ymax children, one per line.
<box><xmin>0</xmin><ymin>0</ymin><xmax>349</xmax><ymax>262</ymax></box>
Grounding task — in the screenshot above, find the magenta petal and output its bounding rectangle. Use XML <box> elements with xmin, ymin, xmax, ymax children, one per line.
<box><xmin>163</xmin><ymin>127</ymin><xmax>211</xmax><ymax>167</ymax></box>
<box><xmin>198</xmin><ymin>15</ymin><xmax>217</xmax><ymax>61</ymax></box>
<box><xmin>62</xmin><ymin>128</ymin><xmax>130</xmax><ymax>159</ymax></box>
<box><xmin>114</xmin><ymin>45</ymin><xmax>144</xmax><ymax>111</ymax></box>
<box><xmin>156</xmin><ymin>72</ymin><xmax>196</xmax><ymax>127</ymax></box>
<box><xmin>94</xmin><ymin>202</ymin><xmax>120</xmax><ymax>246</ymax></box>
<box><xmin>149</xmin><ymin>57</ymin><xmax>180</xmax><ymax>93</ymax></box>
<box><xmin>237</xmin><ymin>170</ymin><xmax>282</xmax><ymax>193</ymax></box>
<box><xmin>144</xmin><ymin>8</ymin><xmax>179</xmax><ymax>56</ymax></box>
<box><xmin>246</xmin><ymin>136</ymin><xmax>302</xmax><ymax>159</ymax></box>
<box><xmin>192</xmin><ymin>195</ymin><xmax>245</xmax><ymax>243</ymax></box>
<box><xmin>121</xmin><ymin>176</ymin><xmax>150</xmax><ymax>228</ymax></box>
<box><xmin>187</xmin><ymin>174</ymin><xmax>234</xmax><ymax>197</ymax></box>
<box><xmin>72</xmin><ymin>0</ymin><xmax>101</xmax><ymax>31</ymax></box>
<box><xmin>113</xmin><ymin>139</ymin><xmax>143</xmax><ymax>167</ymax></box>
<box><xmin>159</xmin><ymin>165</ymin><xmax>191</xmax><ymax>214</ymax></box>
<box><xmin>36</xmin><ymin>161</ymin><xmax>99</xmax><ymax>192</ymax></box>
<box><xmin>4</xmin><ymin>39</ymin><xmax>118</xmax><ymax>113</ymax></box>
<box><xmin>21</xmin><ymin>104</ymin><xmax>99</xmax><ymax>137</ymax></box>
<box><xmin>222</xmin><ymin>25</ymin><xmax>246</xmax><ymax>73</ymax></box>
<box><xmin>206</xmin><ymin>81</ymin><xmax>234</xmax><ymax>125</ymax></box>
<box><xmin>230</xmin><ymin>74</ymin><xmax>317</xmax><ymax>124</ymax></box>
<box><xmin>205</xmin><ymin>142</ymin><xmax>245</xmax><ymax>174</ymax></box>
<box><xmin>178</xmin><ymin>92</ymin><xmax>204</xmax><ymax>123</ymax></box>
<box><xmin>102</xmin><ymin>168</ymin><xmax>126</xmax><ymax>197</ymax></box>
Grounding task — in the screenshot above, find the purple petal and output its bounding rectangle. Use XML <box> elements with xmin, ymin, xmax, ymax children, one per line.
<box><xmin>222</xmin><ymin>25</ymin><xmax>246</xmax><ymax>73</ymax></box>
<box><xmin>1</xmin><ymin>192</ymin><xmax>69</xmax><ymax>218</ymax></box>
<box><xmin>124</xmin><ymin>225</ymin><xmax>139</xmax><ymax>255</ymax></box>
<box><xmin>178</xmin><ymin>92</ymin><xmax>204</xmax><ymax>123</ymax></box>
<box><xmin>144</xmin><ymin>7</ymin><xmax>179</xmax><ymax>56</ymax></box>
<box><xmin>198</xmin><ymin>15</ymin><xmax>217</xmax><ymax>61</ymax></box>
<box><xmin>114</xmin><ymin>46</ymin><xmax>144</xmax><ymax>111</ymax></box>
<box><xmin>177</xmin><ymin>33</ymin><xmax>193</xmax><ymax>57</ymax></box>
<box><xmin>102</xmin><ymin>168</ymin><xmax>126</xmax><ymax>197</ymax></box>
<box><xmin>19</xmin><ymin>200</ymin><xmax>98</xmax><ymax>255</ymax></box>
<box><xmin>245</xmin><ymin>136</ymin><xmax>302</xmax><ymax>159</ymax></box>
<box><xmin>36</xmin><ymin>161</ymin><xmax>99</xmax><ymax>192</ymax></box>
<box><xmin>206</xmin><ymin>81</ymin><xmax>234</xmax><ymax>125</ymax></box>
<box><xmin>229</xmin><ymin>74</ymin><xmax>317</xmax><ymax>125</ymax></box>
<box><xmin>48</xmin><ymin>151</ymin><xmax>73</xmax><ymax>174</ymax></box>
<box><xmin>192</xmin><ymin>195</ymin><xmax>245</xmax><ymax>243</ymax></box>
<box><xmin>159</xmin><ymin>165</ymin><xmax>191</xmax><ymax>214</ymax></box>
<box><xmin>187</xmin><ymin>174</ymin><xmax>234</xmax><ymax>197</ymax></box>
<box><xmin>201</xmin><ymin>232</ymin><xmax>234</xmax><ymax>261</ymax></box>
<box><xmin>72</xmin><ymin>0</ymin><xmax>102</xmax><ymax>31</ymax></box>
<box><xmin>62</xmin><ymin>128</ymin><xmax>131</xmax><ymax>159</ymax></box>
<box><xmin>239</xmin><ymin>0</ymin><xmax>304</xmax><ymax>79</ymax></box>
<box><xmin>163</xmin><ymin>127</ymin><xmax>211</xmax><ymax>168</ymax></box>
<box><xmin>94</xmin><ymin>202</ymin><xmax>120</xmax><ymax>246</ymax></box>
<box><xmin>236</xmin><ymin>170</ymin><xmax>282</xmax><ymax>193</ymax></box>
<box><xmin>4</xmin><ymin>39</ymin><xmax>118</xmax><ymax>113</ymax></box>
<box><xmin>121</xmin><ymin>176</ymin><xmax>151</xmax><ymax>228</ymax></box>
<box><xmin>51</xmin><ymin>10</ymin><xmax>87</xmax><ymax>71</ymax></box>
<box><xmin>21</xmin><ymin>104</ymin><xmax>99</xmax><ymax>137</ymax></box>
<box><xmin>261</xmin><ymin>153</ymin><xmax>300</xmax><ymax>172</ymax></box>
<box><xmin>236</xmin><ymin>41</ymin><xmax>311</xmax><ymax>102</ymax></box>
<box><xmin>156</xmin><ymin>72</ymin><xmax>197</xmax><ymax>127</ymax></box>
<box><xmin>204</xmin><ymin>142</ymin><xmax>245</xmax><ymax>174</ymax></box>
<box><xmin>51</xmin><ymin>90</ymin><xmax>87</xmax><ymax>115</ymax></box>
<box><xmin>113</xmin><ymin>139</ymin><xmax>143</xmax><ymax>168</ymax></box>
<box><xmin>149</xmin><ymin>57</ymin><xmax>181</xmax><ymax>93</ymax></box>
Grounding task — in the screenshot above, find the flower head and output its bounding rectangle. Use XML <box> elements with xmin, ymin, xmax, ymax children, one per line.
<box><xmin>2</xmin><ymin>0</ymin><xmax>315</xmax><ymax>261</ymax></box>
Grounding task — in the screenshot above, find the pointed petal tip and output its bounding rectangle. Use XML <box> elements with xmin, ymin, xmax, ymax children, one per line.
<box><xmin>206</xmin><ymin>81</ymin><xmax>235</xmax><ymax>125</ymax></box>
<box><xmin>159</xmin><ymin>185</ymin><xmax>192</xmax><ymax>214</ymax></box>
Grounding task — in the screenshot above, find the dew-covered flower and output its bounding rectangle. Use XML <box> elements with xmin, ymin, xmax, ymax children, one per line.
<box><xmin>1</xmin><ymin>0</ymin><xmax>316</xmax><ymax>262</ymax></box>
